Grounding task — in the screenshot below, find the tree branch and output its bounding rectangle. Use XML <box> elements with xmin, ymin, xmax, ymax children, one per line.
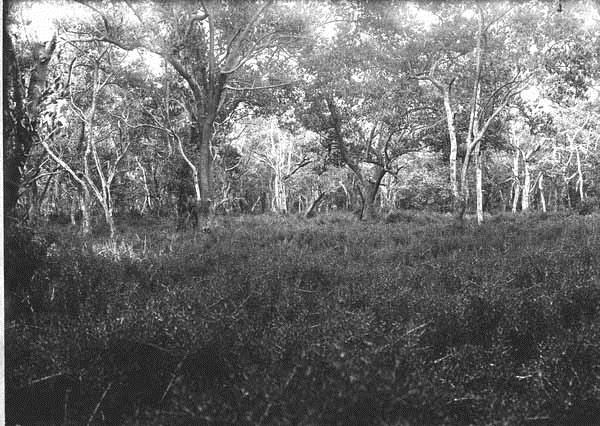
<box><xmin>224</xmin><ymin>80</ymin><xmax>296</xmax><ymax>91</ymax></box>
<box><xmin>221</xmin><ymin>0</ymin><xmax>274</xmax><ymax>74</ymax></box>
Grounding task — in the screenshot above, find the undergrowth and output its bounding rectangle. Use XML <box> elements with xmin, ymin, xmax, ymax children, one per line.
<box><xmin>5</xmin><ymin>211</ymin><xmax>600</xmax><ymax>425</ymax></box>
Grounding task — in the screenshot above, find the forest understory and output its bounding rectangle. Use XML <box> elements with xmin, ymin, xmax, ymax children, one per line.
<box><xmin>5</xmin><ymin>211</ymin><xmax>600</xmax><ymax>425</ymax></box>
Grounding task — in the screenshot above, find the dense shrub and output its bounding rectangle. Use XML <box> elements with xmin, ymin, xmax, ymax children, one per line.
<box><xmin>5</xmin><ymin>223</ymin><xmax>50</xmax><ymax>318</ymax></box>
<box><xmin>577</xmin><ymin>196</ymin><xmax>600</xmax><ymax>215</ymax></box>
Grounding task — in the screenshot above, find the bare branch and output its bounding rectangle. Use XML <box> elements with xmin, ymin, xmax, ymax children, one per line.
<box><xmin>221</xmin><ymin>0</ymin><xmax>274</xmax><ymax>74</ymax></box>
<box><xmin>75</xmin><ymin>0</ymin><xmax>110</xmax><ymax>34</ymax></box>
<box><xmin>326</xmin><ymin>97</ymin><xmax>363</xmax><ymax>182</ymax></box>
<box><xmin>224</xmin><ymin>80</ymin><xmax>297</xmax><ymax>91</ymax></box>
<box><xmin>283</xmin><ymin>157</ymin><xmax>313</xmax><ymax>180</ymax></box>
<box><xmin>40</xmin><ymin>129</ymin><xmax>87</xmax><ymax>189</ymax></box>
<box><xmin>124</xmin><ymin>0</ymin><xmax>145</xmax><ymax>24</ymax></box>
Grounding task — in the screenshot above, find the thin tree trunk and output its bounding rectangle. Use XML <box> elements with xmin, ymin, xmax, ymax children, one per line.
<box><xmin>576</xmin><ymin>146</ymin><xmax>584</xmax><ymax>201</ymax></box>
<box><xmin>538</xmin><ymin>173</ymin><xmax>546</xmax><ymax>213</ymax></box>
<box><xmin>443</xmin><ymin>89</ymin><xmax>460</xmax><ymax>211</ymax></box>
<box><xmin>521</xmin><ymin>156</ymin><xmax>530</xmax><ymax>211</ymax></box>
<box><xmin>102</xmin><ymin>201</ymin><xmax>115</xmax><ymax>238</ymax></box>
<box><xmin>135</xmin><ymin>156</ymin><xmax>152</xmax><ymax>214</ymax></box>
<box><xmin>339</xmin><ymin>181</ymin><xmax>351</xmax><ymax>210</ymax></box>
<box><xmin>459</xmin><ymin>11</ymin><xmax>485</xmax><ymax>220</ymax></box>
<box><xmin>511</xmin><ymin>149</ymin><xmax>520</xmax><ymax>213</ymax></box>
<box><xmin>305</xmin><ymin>191</ymin><xmax>325</xmax><ymax>218</ymax></box>
<box><xmin>80</xmin><ymin>186</ymin><xmax>91</xmax><ymax>235</ymax></box>
<box><xmin>176</xmin><ymin>128</ymin><xmax>202</xmax><ymax>204</ymax></box>
<box><xmin>70</xmin><ymin>194</ymin><xmax>78</xmax><ymax>226</ymax></box>
<box><xmin>28</xmin><ymin>180</ymin><xmax>39</xmax><ymax>223</ymax></box>
<box><xmin>498</xmin><ymin>188</ymin><xmax>506</xmax><ymax>213</ymax></box>
<box><xmin>475</xmin><ymin>144</ymin><xmax>484</xmax><ymax>224</ymax></box>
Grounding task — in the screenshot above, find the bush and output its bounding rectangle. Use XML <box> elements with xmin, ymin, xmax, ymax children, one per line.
<box><xmin>5</xmin><ymin>223</ymin><xmax>50</xmax><ymax>319</ymax></box>
<box><xmin>578</xmin><ymin>196</ymin><xmax>599</xmax><ymax>215</ymax></box>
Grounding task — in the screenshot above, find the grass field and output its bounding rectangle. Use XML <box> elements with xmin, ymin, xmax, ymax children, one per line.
<box><xmin>6</xmin><ymin>211</ymin><xmax>600</xmax><ymax>425</ymax></box>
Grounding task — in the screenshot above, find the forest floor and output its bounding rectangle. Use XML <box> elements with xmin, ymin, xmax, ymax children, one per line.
<box><xmin>5</xmin><ymin>211</ymin><xmax>600</xmax><ymax>425</ymax></box>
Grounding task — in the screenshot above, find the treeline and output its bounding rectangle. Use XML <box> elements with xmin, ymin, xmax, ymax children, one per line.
<box><xmin>4</xmin><ymin>1</ymin><xmax>600</xmax><ymax>235</ymax></box>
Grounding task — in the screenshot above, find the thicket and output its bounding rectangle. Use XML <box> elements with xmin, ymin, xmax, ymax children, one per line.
<box><xmin>6</xmin><ymin>212</ymin><xmax>600</xmax><ymax>425</ymax></box>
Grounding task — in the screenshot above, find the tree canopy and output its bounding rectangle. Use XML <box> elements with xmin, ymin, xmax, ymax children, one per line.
<box><xmin>4</xmin><ymin>0</ymin><xmax>600</xmax><ymax>231</ymax></box>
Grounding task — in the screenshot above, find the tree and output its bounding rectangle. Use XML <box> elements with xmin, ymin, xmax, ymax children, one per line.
<box><xmin>400</xmin><ymin>2</ymin><xmax>538</xmax><ymax>222</ymax></box>
<box><xmin>74</xmin><ymin>0</ymin><xmax>307</xmax><ymax>213</ymax></box>
<box><xmin>3</xmin><ymin>7</ymin><xmax>57</xmax><ymax>215</ymax></box>
<box><xmin>40</xmin><ymin>40</ymin><xmax>141</xmax><ymax>236</ymax></box>
<box><xmin>299</xmin><ymin>4</ymin><xmax>439</xmax><ymax>219</ymax></box>
<box><xmin>242</xmin><ymin>116</ymin><xmax>312</xmax><ymax>214</ymax></box>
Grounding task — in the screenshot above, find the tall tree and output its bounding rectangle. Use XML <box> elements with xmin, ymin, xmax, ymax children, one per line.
<box><xmin>73</xmin><ymin>0</ymin><xmax>306</xmax><ymax>212</ymax></box>
<box><xmin>3</xmin><ymin>9</ymin><xmax>57</xmax><ymax>214</ymax></box>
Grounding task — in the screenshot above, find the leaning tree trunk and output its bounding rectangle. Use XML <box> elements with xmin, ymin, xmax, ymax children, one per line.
<box><xmin>305</xmin><ymin>191</ymin><xmax>325</xmax><ymax>218</ymax></box>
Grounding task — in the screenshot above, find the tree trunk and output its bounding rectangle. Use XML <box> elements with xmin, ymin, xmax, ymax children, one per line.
<box><xmin>498</xmin><ymin>188</ymin><xmax>506</xmax><ymax>213</ymax></box>
<box><xmin>84</xmin><ymin>72</ymin><xmax>118</xmax><ymax>237</ymax></box>
<box><xmin>339</xmin><ymin>181</ymin><xmax>351</xmax><ymax>210</ymax></box>
<box><xmin>272</xmin><ymin>170</ymin><xmax>288</xmax><ymax>213</ymax></box>
<box><xmin>443</xmin><ymin>90</ymin><xmax>460</xmax><ymax>211</ymax></box>
<box><xmin>101</xmin><ymin>201</ymin><xmax>115</xmax><ymax>238</ymax></box>
<box><xmin>362</xmin><ymin>187</ymin><xmax>378</xmax><ymax>220</ymax></box>
<box><xmin>178</xmin><ymin>126</ymin><xmax>202</xmax><ymax>205</ymax></box>
<box><xmin>135</xmin><ymin>156</ymin><xmax>152</xmax><ymax>214</ymax></box>
<box><xmin>305</xmin><ymin>191</ymin><xmax>325</xmax><ymax>218</ymax></box>
<box><xmin>576</xmin><ymin>146</ymin><xmax>584</xmax><ymax>201</ymax></box>
<box><xmin>70</xmin><ymin>194</ymin><xmax>78</xmax><ymax>226</ymax></box>
<box><xmin>521</xmin><ymin>155</ymin><xmax>530</xmax><ymax>211</ymax></box>
<box><xmin>538</xmin><ymin>173</ymin><xmax>546</xmax><ymax>213</ymax></box>
<box><xmin>79</xmin><ymin>186</ymin><xmax>91</xmax><ymax>235</ymax></box>
<box><xmin>511</xmin><ymin>149</ymin><xmax>520</xmax><ymax>213</ymax></box>
<box><xmin>28</xmin><ymin>180</ymin><xmax>39</xmax><ymax>223</ymax></box>
<box><xmin>4</xmin><ymin>29</ymin><xmax>30</xmax><ymax>212</ymax></box>
<box><xmin>459</xmin><ymin>11</ymin><xmax>484</xmax><ymax>220</ymax></box>
<box><xmin>475</xmin><ymin>144</ymin><xmax>484</xmax><ymax>224</ymax></box>
<box><xmin>3</xmin><ymin>29</ymin><xmax>57</xmax><ymax>212</ymax></box>
<box><xmin>199</xmin><ymin>120</ymin><xmax>213</xmax><ymax>211</ymax></box>
<box><xmin>361</xmin><ymin>168</ymin><xmax>386</xmax><ymax>221</ymax></box>
<box><xmin>459</xmin><ymin>144</ymin><xmax>472</xmax><ymax>218</ymax></box>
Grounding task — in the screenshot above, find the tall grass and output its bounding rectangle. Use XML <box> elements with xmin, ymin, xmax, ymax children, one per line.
<box><xmin>6</xmin><ymin>211</ymin><xmax>600</xmax><ymax>425</ymax></box>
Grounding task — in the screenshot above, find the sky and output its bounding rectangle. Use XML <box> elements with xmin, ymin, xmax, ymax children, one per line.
<box><xmin>15</xmin><ymin>0</ymin><xmax>87</xmax><ymax>41</ymax></box>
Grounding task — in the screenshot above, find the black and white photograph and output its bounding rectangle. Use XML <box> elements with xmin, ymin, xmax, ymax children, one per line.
<box><xmin>4</xmin><ymin>0</ymin><xmax>600</xmax><ymax>424</ymax></box>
